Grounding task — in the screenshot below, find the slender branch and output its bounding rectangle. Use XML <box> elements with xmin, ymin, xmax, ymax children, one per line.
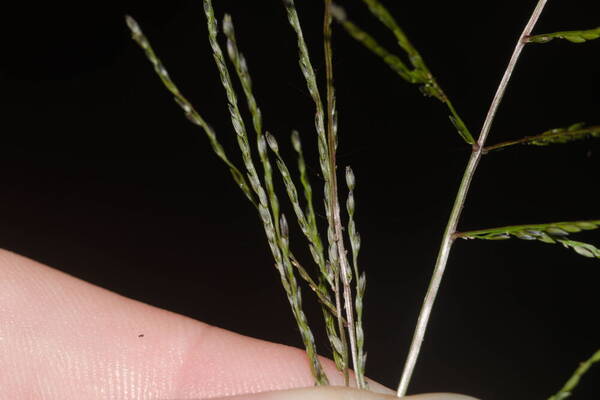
<box><xmin>323</xmin><ymin>0</ymin><xmax>348</xmax><ymax>384</ymax></box>
<box><xmin>483</xmin><ymin>125</ymin><xmax>600</xmax><ymax>152</ymax></box>
<box><xmin>396</xmin><ymin>0</ymin><xmax>549</xmax><ymax>396</ymax></box>
<box><xmin>289</xmin><ymin>255</ymin><xmax>343</xmax><ymax>317</ymax></box>
<box><xmin>125</xmin><ymin>16</ymin><xmax>256</xmax><ymax>207</ymax></box>
<box><xmin>324</xmin><ymin>0</ymin><xmax>363</xmax><ymax>388</ymax></box>
<box><xmin>547</xmin><ymin>348</ymin><xmax>600</xmax><ymax>400</ymax></box>
<box><xmin>331</xmin><ymin>1</ymin><xmax>475</xmax><ymax>145</ymax></box>
<box><xmin>475</xmin><ymin>0</ymin><xmax>549</xmax><ymax>151</ymax></box>
<box><xmin>282</xmin><ymin>0</ymin><xmax>351</xmax><ymax>384</ymax></box>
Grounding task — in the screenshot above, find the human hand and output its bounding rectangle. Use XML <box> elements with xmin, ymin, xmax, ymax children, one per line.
<box><xmin>0</xmin><ymin>249</ymin><xmax>477</xmax><ymax>400</ymax></box>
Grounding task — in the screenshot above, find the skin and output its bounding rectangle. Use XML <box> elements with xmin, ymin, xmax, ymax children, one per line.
<box><xmin>0</xmin><ymin>249</ymin><xmax>477</xmax><ymax>400</ymax></box>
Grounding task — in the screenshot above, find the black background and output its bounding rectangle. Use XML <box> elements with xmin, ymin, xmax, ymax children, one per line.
<box><xmin>1</xmin><ymin>1</ymin><xmax>599</xmax><ymax>399</ymax></box>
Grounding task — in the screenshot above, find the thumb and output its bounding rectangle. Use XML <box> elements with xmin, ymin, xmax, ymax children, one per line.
<box><xmin>210</xmin><ymin>387</ymin><xmax>479</xmax><ymax>400</ymax></box>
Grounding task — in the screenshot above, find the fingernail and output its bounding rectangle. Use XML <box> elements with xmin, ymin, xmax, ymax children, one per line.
<box><xmin>208</xmin><ymin>387</ymin><xmax>479</xmax><ymax>400</ymax></box>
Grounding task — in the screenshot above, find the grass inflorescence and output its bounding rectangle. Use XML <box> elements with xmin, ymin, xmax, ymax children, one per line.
<box><xmin>127</xmin><ymin>0</ymin><xmax>370</xmax><ymax>388</ymax></box>
<box><xmin>127</xmin><ymin>0</ymin><xmax>599</xmax><ymax>397</ymax></box>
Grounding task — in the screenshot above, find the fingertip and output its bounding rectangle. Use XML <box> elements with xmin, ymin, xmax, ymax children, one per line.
<box><xmin>206</xmin><ymin>387</ymin><xmax>479</xmax><ymax>400</ymax></box>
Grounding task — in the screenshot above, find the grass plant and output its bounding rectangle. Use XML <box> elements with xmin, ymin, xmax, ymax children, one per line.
<box><xmin>126</xmin><ymin>0</ymin><xmax>599</xmax><ymax>397</ymax></box>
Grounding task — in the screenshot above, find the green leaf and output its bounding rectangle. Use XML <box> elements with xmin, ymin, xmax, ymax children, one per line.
<box><xmin>457</xmin><ymin>220</ymin><xmax>600</xmax><ymax>259</ymax></box>
<box><xmin>449</xmin><ymin>115</ymin><xmax>475</xmax><ymax>146</ymax></box>
<box><xmin>528</xmin><ymin>27</ymin><xmax>600</xmax><ymax>44</ymax></box>
<box><xmin>547</xmin><ymin>349</ymin><xmax>600</xmax><ymax>400</ymax></box>
<box><xmin>484</xmin><ymin>123</ymin><xmax>600</xmax><ymax>152</ymax></box>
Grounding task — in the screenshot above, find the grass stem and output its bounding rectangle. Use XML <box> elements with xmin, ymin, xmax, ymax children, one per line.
<box><xmin>396</xmin><ymin>0</ymin><xmax>549</xmax><ymax>396</ymax></box>
<box><xmin>324</xmin><ymin>0</ymin><xmax>364</xmax><ymax>388</ymax></box>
